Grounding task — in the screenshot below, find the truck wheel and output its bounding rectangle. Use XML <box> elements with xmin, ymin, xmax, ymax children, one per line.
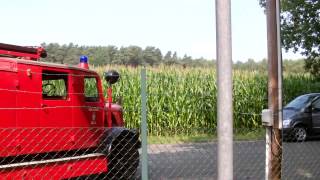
<box><xmin>293</xmin><ymin>126</ymin><xmax>307</xmax><ymax>142</ymax></box>
<box><xmin>107</xmin><ymin>140</ymin><xmax>140</xmax><ymax>180</ymax></box>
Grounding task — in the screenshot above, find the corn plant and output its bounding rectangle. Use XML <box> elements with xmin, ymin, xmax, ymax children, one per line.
<box><xmin>93</xmin><ymin>65</ymin><xmax>318</xmax><ymax>136</ymax></box>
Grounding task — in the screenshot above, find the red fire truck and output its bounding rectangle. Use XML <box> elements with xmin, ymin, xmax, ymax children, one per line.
<box><xmin>0</xmin><ymin>43</ymin><xmax>140</xmax><ymax>179</ymax></box>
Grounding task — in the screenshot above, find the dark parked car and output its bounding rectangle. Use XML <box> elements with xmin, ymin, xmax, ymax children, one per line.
<box><xmin>283</xmin><ymin>93</ymin><xmax>320</xmax><ymax>142</ymax></box>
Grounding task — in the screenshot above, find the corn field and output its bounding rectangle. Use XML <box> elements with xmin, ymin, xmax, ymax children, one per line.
<box><xmin>94</xmin><ymin>65</ymin><xmax>320</xmax><ymax>136</ymax></box>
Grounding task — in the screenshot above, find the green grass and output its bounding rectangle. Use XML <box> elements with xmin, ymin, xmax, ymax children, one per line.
<box><xmin>148</xmin><ymin>134</ymin><xmax>216</xmax><ymax>144</ymax></box>
<box><xmin>147</xmin><ymin>128</ymin><xmax>265</xmax><ymax>144</ymax></box>
<box><xmin>234</xmin><ymin>128</ymin><xmax>265</xmax><ymax>141</ymax></box>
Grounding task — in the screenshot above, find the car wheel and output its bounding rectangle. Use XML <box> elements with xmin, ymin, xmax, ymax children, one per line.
<box><xmin>107</xmin><ymin>140</ymin><xmax>140</xmax><ymax>180</ymax></box>
<box><xmin>292</xmin><ymin>126</ymin><xmax>307</xmax><ymax>142</ymax></box>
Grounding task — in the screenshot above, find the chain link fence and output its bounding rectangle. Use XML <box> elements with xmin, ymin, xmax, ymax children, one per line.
<box><xmin>282</xmin><ymin>136</ymin><xmax>320</xmax><ymax>180</ymax></box>
<box><xmin>142</xmin><ymin>128</ymin><xmax>266</xmax><ymax>180</ymax></box>
<box><xmin>1</xmin><ymin>127</ymin><xmax>320</xmax><ymax>179</ymax></box>
<box><xmin>0</xmin><ymin>127</ymin><xmax>141</xmax><ymax>179</ymax></box>
<box><xmin>2</xmin><ymin>67</ymin><xmax>320</xmax><ymax>180</ymax></box>
<box><xmin>143</xmin><ymin>130</ymin><xmax>320</xmax><ymax>180</ymax></box>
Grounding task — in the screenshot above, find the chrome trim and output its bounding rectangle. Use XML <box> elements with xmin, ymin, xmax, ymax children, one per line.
<box><xmin>0</xmin><ymin>153</ymin><xmax>105</xmax><ymax>169</ymax></box>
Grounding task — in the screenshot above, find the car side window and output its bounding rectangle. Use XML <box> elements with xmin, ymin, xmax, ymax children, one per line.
<box><xmin>312</xmin><ymin>98</ymin><xmax>320</xmax><ymax>111</ymax></box>
<box><xmin>42</xmin><ymin>71</ymin><xmax>68</xmax><ymax>100</ymax></box>
<box><xmin>84</xmin><ymin>77</ymin><xmax>99</xmax><ymax>102</ymax></box>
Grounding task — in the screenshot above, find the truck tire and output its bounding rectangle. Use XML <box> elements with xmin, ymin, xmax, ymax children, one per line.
<box><xmin>107</xmin><ymin>139</ymin><xmax>140</xmax><ymax>180</ymax></box>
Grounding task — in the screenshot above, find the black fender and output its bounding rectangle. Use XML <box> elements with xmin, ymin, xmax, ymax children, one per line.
<box><xmin>100</xmin><ymin>127</ymin><xmax>141</xmax><ymax>155</ymax></box>
<box><xmin>292</xmin><ymin>121</ymin><xmax>307</xmax><ymax>127</ymax></box>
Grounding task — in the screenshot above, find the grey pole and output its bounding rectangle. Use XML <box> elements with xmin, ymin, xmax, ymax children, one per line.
<box><xmin>266</xmin><ymin>128</ymin><xmax>272</xmax><ymax>180</ymax></box>
<box><xmin>216</xmin><ymin>0</ymin><xmax>233</xmax><ymax>180</ymax></box>
<box><xmin>141</xmin><ymin>68</ymin><xmax>148</xmax><ymax>180</ymax></box>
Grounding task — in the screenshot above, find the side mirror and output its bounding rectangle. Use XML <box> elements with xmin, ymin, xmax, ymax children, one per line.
<box><xmin>304</xmin><ymin>106</ymin><xmax>312</xmax><ymax>113</ymax></box>
<box><xmin>312</xmin><ymin>107</ymin><xmax>320</xmax><ymax>112</ymax></box>
<box><xmin>104</xmin><ymin>70</ymin><xmax>120</xmax><ymax>85</ymax></box>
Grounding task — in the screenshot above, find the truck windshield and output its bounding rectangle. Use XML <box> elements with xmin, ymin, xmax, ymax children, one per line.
<box><xmin>84</xmin><ymin>77</ymin><xmax>99</xmax><ymax>102</ymax></box>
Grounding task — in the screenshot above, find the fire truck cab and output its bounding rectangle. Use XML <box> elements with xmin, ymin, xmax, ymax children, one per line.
<box><xmin>0</xmin><ymin>43</ymin><xmax>140</xmax><ymax>179</ymax></box>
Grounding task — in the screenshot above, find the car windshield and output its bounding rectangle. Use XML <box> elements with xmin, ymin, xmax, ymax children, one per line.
<box><xmin>285</xmin><ymin>95</ymin><xmax>314</xmax><ymax>110</ymax></box>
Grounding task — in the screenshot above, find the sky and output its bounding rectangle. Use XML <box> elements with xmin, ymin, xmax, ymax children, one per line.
<box><xmin>1</xmin><ymin>0</ymin><xmax>303</xmax><ymax>62</ymax></box>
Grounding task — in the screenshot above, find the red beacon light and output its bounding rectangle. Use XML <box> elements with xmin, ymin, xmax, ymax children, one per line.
<box><xmin>78</xmin><ymin>55</ymin><xmax>89</xmax><ymax>69</ymax></box>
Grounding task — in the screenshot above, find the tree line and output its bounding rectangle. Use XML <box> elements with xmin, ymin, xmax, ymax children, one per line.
<box><xmin>41</xmin><ymin>43</ymin><xmax>213</xmax><ymax>67</ymax></box>
<box><xmin>41</xmin><ymin>42</ymin><xmax>305</xmax><ymax>73</ymax></box>
<box><xmin>234</xmin><ymin>58</ymin><xmax>306</xmax><ymax>73</ymax></box>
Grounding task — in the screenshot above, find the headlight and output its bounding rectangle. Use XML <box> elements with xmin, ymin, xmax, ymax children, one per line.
<box><xmin>283</xmin><ymin>119</ymin><xmax>291</xmax><ymax>127</ymax></box>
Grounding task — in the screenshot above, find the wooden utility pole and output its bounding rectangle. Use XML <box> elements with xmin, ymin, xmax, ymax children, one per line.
<box><xmin>266</xmin><ymin>0</ymin><xmax>282</xmax><ymax>179</ymax></box>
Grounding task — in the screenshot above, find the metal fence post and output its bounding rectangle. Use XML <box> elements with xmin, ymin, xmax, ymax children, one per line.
<box><xmin>216</xmin><ymin>0</ymin><xmax>233</xmax><ymax>180</ymax></box>
<box><xmin>141</xmin><ymin>68</ymin><xmax>148</xmax><ymax>180</ymax></box>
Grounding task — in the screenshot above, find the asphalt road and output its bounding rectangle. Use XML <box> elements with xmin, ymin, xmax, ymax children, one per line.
<box><xmin>134</xmin><ymin>140</ymin><xmax>320</xmax><ymax>180</ymax></box>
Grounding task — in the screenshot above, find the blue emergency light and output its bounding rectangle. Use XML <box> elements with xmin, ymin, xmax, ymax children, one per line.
<box><xmin>80</xmin><ymin>55</ymin><xmax>88</xmax><ymax>63</ymax></box>
<box><xmin>79</xmin><ymin>55</ymin><xmax>89</xmax><ymax>69</ymax></box>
